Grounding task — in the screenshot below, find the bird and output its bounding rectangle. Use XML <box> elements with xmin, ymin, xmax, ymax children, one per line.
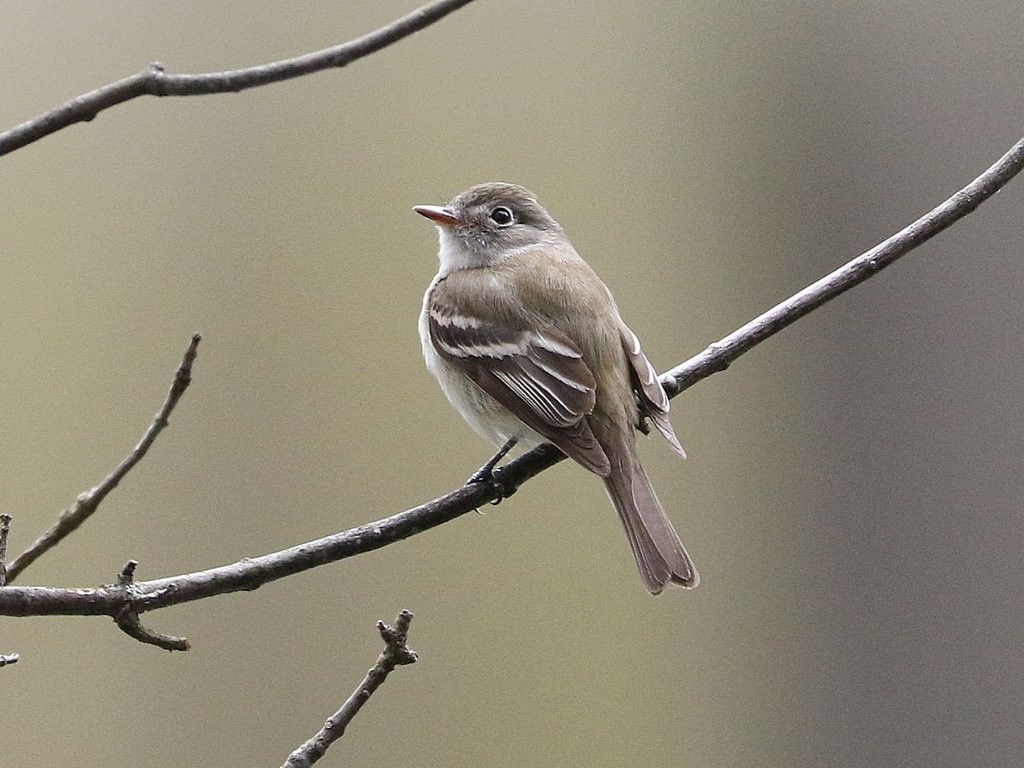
<box><xmin>414</xmin><ymin>182</ymin><xmax>698</xmax><ymax>593</ymax></box>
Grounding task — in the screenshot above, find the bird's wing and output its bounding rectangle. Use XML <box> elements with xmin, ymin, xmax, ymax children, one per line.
<box><xmin>427</xmin><ymin>291</ymin><xmax>611</xmax><ymax>476</ymax></box>
<box><xmin>618</xmin><ymin>319</ymin><xmax>686</xmax><ymax>459</ymax></box>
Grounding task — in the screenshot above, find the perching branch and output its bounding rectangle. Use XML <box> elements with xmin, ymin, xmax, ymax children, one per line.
<box><xmin>281</xmin><ymin>611</ymin><xmax>417</xmax><ymax>768</ymax></box>
<box><xmin>3</xmin><ymin>334</ymin><xmax>201</xmax><ymax>584</ymax></box>
<box><xmin>0</xmin><ymin>135</ymin><xmax>1021</xmax><ymax>643</ymax></box>
<box><xmin>0</xmin><ymin>0</ymin><xmax>478</xmax><ymax>157</ymax></box>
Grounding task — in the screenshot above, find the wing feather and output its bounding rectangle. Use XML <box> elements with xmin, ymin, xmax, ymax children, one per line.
<box><xmin>427</xmin><ymin>294</ymin><xmax>610</xmax><ymax>475</ymax></box>
<box><xmin>618</xmin><ymin>320</ymin><xmax>686</xmax><ymax>459</ymax></box>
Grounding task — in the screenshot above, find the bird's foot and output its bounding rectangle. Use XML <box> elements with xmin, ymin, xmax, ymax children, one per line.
<box><xmin>465</xmin><ymin>465</ymin><xmax>515</xmax><ymax>505</ymax></box>
<box><xmin>466</xmin><ymin>438</ymin><xmax>518</xmax><ymax>505</ymax></box>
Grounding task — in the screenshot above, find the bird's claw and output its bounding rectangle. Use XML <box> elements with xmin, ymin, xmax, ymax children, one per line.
<box><xmin>466</xmin><ymin>466</ymin><xmax>514</xmax><ymax>505</ymax></box>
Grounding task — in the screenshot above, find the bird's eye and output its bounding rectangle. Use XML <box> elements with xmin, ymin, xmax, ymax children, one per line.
<box><xmin>489</xmin><ymin>206</ymin><xmax>515</xmax><ymax>226</ymax></box>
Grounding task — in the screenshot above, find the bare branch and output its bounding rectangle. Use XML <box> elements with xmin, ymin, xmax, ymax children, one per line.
<box><xmin>4</xmin><ymin>334</ymin><xmax>201</xmax><ymax>584</ymax></box>
<box><xmin>282</xmin><ymin>611</ymin><xmax>417</xmax><ymax>768</ymax></box>
<box><xmin>0</xmin><ymin>513</ymin><xmax>11</xmax><ymax>587</ymax></box>
<box><xmin>662</xmin><ymin>136</ymin><xmax>1024</xmax><ymax>396</ymax></box>
<box><xmin>0</xmin><ymin>481</ymin><xmax>493</xmax><ymax>619</ymax></box>
<box><xmin>0</xmin><ymin>0</ymin><xmax>478</xmax><ymax>157</ymax></box>
<box><xmin>0</xmin><ymin>135</ymin><xmax>1021</xmax><ymax>637</ymax></box>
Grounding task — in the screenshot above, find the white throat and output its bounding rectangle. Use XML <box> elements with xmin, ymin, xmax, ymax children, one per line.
<box><xmin>435</xmin><ymin>228</ymin><xmax>547</xmax><ymax>276</ymax></box>
<box><xmin>435</xmin><ymin>229</ymin><xmax>484</xmax><ymax>276</ymax></box>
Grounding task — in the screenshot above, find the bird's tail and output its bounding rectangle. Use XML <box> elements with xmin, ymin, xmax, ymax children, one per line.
<box><xmin>603</xmin><ymin>450</ymin><xmax>698</xmax><ymax>594</ymax></box>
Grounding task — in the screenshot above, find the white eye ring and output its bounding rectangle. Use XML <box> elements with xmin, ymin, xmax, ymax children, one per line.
<box><xmin>489</xmin><ymin>206</ymin><xmax>515</xmax><ymax>226</ymax></box>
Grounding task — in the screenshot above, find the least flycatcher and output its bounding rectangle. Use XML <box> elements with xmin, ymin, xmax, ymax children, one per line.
<box><xmin>415</xmin><ymin>182</ymin><xmax>698</xmax><ymax>593</ymax></box>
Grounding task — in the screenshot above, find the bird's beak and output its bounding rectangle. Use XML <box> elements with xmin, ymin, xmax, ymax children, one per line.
<box><xmin>413</xmin><ymin>204</ymin><xmax>460</xmax><ymax>228</ymax></box>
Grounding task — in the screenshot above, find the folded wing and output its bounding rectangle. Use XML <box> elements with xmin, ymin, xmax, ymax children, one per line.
<box><xmin>618</xmin><ymin>320</ymin><xmax>686</xmax><ymax>458</ymax></box>
<box><xmin>428</xmin><ymin>296</ymin><xmax>611</xmax><ymax>476</ymax></box>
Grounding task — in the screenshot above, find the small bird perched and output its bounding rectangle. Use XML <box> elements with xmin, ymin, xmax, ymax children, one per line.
<box><xmin>415</xmin><ymin>182</ymin><xmax>698</xmax><ymax>593</ymax></box>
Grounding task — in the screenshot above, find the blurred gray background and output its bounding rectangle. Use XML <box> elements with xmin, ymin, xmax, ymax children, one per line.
<box><xmin>2</xmin><ymin>2</ymin><xmax>1022</xmax><ymax>766</ymax></box>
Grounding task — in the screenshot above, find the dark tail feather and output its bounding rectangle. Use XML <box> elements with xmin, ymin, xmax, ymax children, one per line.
<box><xmin>604</xmin><ymin>459</ymin><xmax>698</xmax><ymax>594</ymax></box>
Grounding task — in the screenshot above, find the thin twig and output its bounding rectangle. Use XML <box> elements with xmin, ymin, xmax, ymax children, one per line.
<box><xmin>0</xmin><ymin>513</ymin><xmax>11</xmax><ymax>587</ymax></box>
<box><xmin>0</xmin><ymin>0</ymin><xmax>478</xmax><ymax>157</ymax></box>
<box><xmin>3</xmin><ymin>334</ymin><xmax>201</xmax><ymax>584</ymax></box>
<box><xmin>282</xmin><ymin>611</ymin><xmax>417</xmax><ymax>767</ymax></box>
<box><xmin>661</xmin><ymin>137</ymin><xmax>1024</xmax><ymax>396</ymax></box>
<box><xmin>0</xmin><ymin>135</ymin><xmax>1021</xmax><ymax>636</ymax></box>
